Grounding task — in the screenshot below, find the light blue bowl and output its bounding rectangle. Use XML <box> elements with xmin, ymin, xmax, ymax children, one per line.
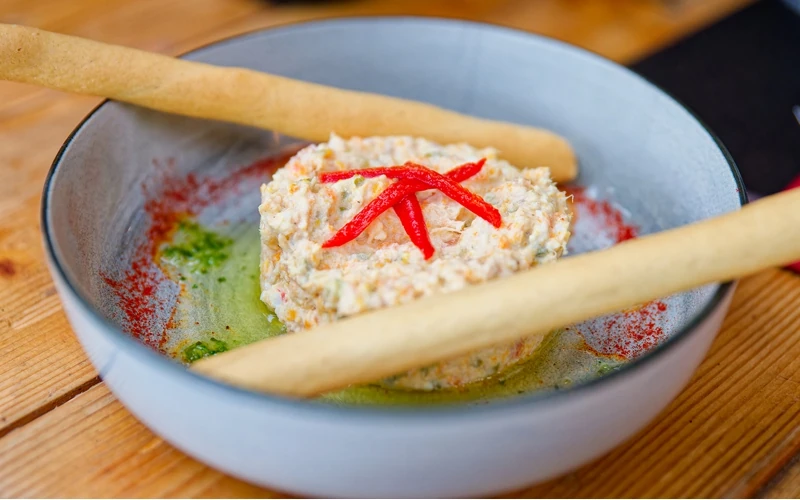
<box><xmin>43</xmin><ymin>18</ymin><xmax>744</xmax><ymax>497</ymax></box>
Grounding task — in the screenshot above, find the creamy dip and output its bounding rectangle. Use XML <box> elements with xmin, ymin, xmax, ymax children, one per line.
<box><xmin>259</xmin><ymin>134</ymin><xmax>572</xmax><ymax>390</ymax></box>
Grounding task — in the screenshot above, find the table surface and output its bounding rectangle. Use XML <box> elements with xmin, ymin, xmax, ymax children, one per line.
<box><xmin>3</xmin><ymin>0</ymin><xmax>800</xmax><ymax>497</ymax></box>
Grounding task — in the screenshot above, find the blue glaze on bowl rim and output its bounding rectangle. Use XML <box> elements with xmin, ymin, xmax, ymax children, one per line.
<box><xmin>41</xmin><ymin>16</ymin><xmax>747</xmax><ymax>420</ymax></box>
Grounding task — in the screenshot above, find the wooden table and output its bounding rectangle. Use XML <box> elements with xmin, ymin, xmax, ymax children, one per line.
<box><xmin>3</xmin><ymin>0</ymin><xmax>800</xmax><ymax>497</ymax></box>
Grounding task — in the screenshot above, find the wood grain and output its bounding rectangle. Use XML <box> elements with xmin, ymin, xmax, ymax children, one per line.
<box><xmin>0</xmin><ymin>90</ymin><xmax>102</xmax><ymax>435</ymax></box>
<box><xmin>0</xmin><ymin>0</ymin><xmax>261</xmax><ymax>109</ymax></box>
<box><xmin>0</xmin><ymin>384</ymin><xmax>282</xmax><ymax>498</ymax></box>
<box><xmin>761</xmin><ymin>455</ymin><xmax>800</xmax><ymax>498</ymax></box>
<box><xmin>3</xmin><ymin>0</ymin><xmax>789</xmax><ymax>497</ymax></box>
<box><xmin>1</xmin><ymin>270</ymin><xmax>799</xmax><ymax>498</ymax></box>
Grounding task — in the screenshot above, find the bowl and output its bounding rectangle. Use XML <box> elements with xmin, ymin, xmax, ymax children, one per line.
<box><xmin>42</xmin><ymin>17</ymin><xmax>744</xmax><ymax>497</ymax></box>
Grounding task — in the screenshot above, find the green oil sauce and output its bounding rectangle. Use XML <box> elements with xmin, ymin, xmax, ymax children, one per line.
<box><xmin>182</xmin><ymin>338</ymin><xmax>229</xmax><ymax>363</ymax></box>
<box><xmin>157</xmin><ymin>221</ymin><xmax>285</xmax><ymax>360</ymax></box>
<box><xmin>320</xmin><ymin>331</ymin><xmax>619</xmax><ymax>405</ymax></box>
<box><xmin>162</xmin><ymin>221</ymin><xmax>234</xmax><ymax>274</ymax></box>
<box><xmin>158</xmin><ymin>219</ymin><xmax>622</xmax><ymax>406</ymax></box>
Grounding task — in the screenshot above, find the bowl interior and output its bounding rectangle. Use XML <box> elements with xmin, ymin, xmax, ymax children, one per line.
<box><xmin>45</xmin><ymin>18</ymin><xmax>743</xmax><ymax>406</ymax></box>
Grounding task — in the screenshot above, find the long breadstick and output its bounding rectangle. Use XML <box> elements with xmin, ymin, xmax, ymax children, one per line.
<box><xmin>192</xmin><ymin>189</ymin><xmax>800</xmax><ymax>397</ymax></box>
<box><xmin>0</xmin><ymin>24</ymin><xmax>577</xmax><ymax>181</ymax></box>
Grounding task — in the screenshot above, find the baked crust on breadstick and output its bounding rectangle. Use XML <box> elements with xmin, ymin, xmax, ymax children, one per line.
<box><xmin>0</xmin><ymin>24</ymin><xmax>577</xmax><ymax>182</ymax></box>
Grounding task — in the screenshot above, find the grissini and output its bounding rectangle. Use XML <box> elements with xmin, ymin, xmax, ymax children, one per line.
<box><xmin>191</xmin><ymin>188</ymin><xmax>800</xmax><ymax>397</ymax></box>
<box><xmin>0</xmin><ymin>23</ymin><xmax>578</xmax><ymax>182</ymax></box>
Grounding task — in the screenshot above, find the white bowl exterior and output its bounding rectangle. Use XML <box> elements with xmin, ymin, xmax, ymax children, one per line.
<box><xmin>50</xmin><ymin>256</ymin><xmax>734</xmax><ymax>497</ymax></box>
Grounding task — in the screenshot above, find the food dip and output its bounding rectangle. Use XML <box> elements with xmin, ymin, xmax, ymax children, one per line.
<box><xmin>258</xmin><ymin>135</ymin><xmax>572</xmax><ymax>390</ymax></box>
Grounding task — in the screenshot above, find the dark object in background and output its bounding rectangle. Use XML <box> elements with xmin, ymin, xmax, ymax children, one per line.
<box><xmin>631</xmin><ymin>0</ymin><xmax>800</xmax><ymax>196</ymax></box>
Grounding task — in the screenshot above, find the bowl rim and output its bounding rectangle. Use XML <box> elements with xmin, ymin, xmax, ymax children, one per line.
<box><xmin>41</xmin><ymin>16</ymin><xmax>747</xmax><ymax>420</ymax></box>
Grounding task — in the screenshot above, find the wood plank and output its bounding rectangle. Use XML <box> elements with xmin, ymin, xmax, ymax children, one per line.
<box><xmin>0</xmin><ymin>91</ymin><xmax>103</xmax><ymax>436</ymax></box>
<box><xmin>0</xmin><ymin>0</ymin><xmax>262</xmax><ymax>108</ymax></box>
<box><xmin>1</xmin><ymin>269</ymin><xmax>799</xmax><ymax>497</ymax></box>
<box><xmin>0</xmin><ymin>384</ymin><xmax>282</xmax><ymax>498</ymax></box>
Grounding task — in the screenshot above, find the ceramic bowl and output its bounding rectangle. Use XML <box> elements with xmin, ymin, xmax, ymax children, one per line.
<box><xmin>42</xmin><ymin>18</ymin><xmax>745</xmax><ymax>497</ymax></box>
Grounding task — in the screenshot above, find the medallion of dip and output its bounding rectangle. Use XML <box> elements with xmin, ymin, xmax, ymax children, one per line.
<box><xmin>259</xmin><ymin>134</ymin><xmax>572</xmax><ymax>390</ymax></box>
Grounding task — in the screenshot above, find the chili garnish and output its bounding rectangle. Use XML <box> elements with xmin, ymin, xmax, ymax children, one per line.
<box><xmin>318</xmin><ymin>158</ymin><xmax>485</xmax><ymax>184</ymax></box>
<box><xmin>319</xmin><ymin>158</ymin><xmax>500</xmax><ymax>259</ymax></box>
<box><xmin>397</xmin><ymin>163</ymin><xmax>501</xmax><ymax>228</ymax></box>
<box><xmin>393</xmin><ymin>195</ymin><xmax>435</xmax><ymax>260</ymax></box>
<box><xmin>319</xmin><ymin>161</ymin><xmax>500</xmax><ymax>228</ymax></box>
<box><xmin>320</xmin><ymin>180</ymin><xmax>417</xmax><ymax>248</ymax></box>
<box><xmin>320</xmin><ymin>158</ymin><xmax>486</xmax><ymax>193</ymax></box>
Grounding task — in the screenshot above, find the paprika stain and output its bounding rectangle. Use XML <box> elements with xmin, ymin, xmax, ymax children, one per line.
<box><xmin>566</xmin><ymin>186</ymin><xmax>638</xmax><ymax>245</ymax></box>
<box><xmin>102</xmin><ymin>145</ymin><xmax>302</xmax><ymax>350</ymax></box>
<box><xmin>565</xmin><ymin>185</ymin><xmax>667</xmax><ymax>359</ymax></box>
<box><xmin>582</xmin><ymin>300</ymin><xmax>669</xmax><ymax>359</ymax></box>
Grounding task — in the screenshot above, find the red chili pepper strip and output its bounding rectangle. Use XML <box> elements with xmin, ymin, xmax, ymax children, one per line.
<box><xmin>322</xmin><ymin>161</ymin><xmax>499</xmax><ymax>227</ymax></box>
<box><xmin>319</xmin><ymin>167</ymin><xmax>404</xmax><ymax>183</ymax></box>
<box><xmin>393</xmin><ymin>195</ymin><xmax>435</xmax><ymax>259</ymax></box>
<box><xmin>319</xmin><ymin>158</ymin><xmax>486</xmax><ymax>184</ymax></box>
<box><xmin>321</xmin><ymin>158</ymin><xmax>497</xmax><ymax>249</ymax></box>
<box><xmin>443</xmin><ymin>158</ymin><xmax>486</xmax><ymax>183</ymax></box>
<box><xmin>321</xmin><ymin>181</ymin><xmax>413</xmax><ymax>248</ymax></box>
<box><xmin>401</xmin><ymin>163</ymin><xmax>502</xmax><ymax>228</ymax></box>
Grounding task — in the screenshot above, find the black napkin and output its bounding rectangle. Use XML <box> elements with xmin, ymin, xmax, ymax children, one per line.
<box><xmin>631</xmin><ymin>0</ymin><xmax>800</xmax><ymax>197</ymax></box>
